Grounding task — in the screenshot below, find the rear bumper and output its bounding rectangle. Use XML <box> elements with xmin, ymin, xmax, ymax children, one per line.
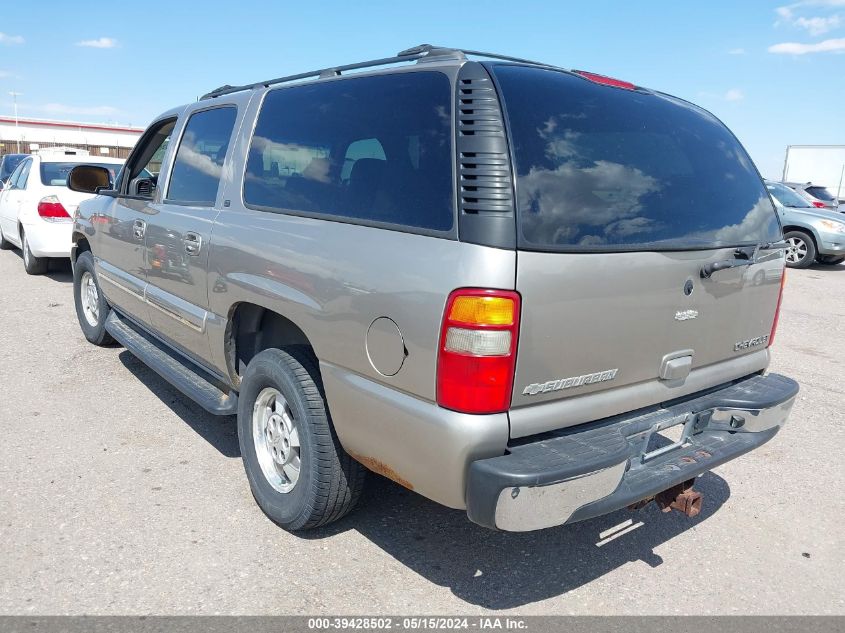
<box><xmin>21</xmin><ymin>219</ymin><xmax>72</xmax><ymax>258</ymax></box>
<box><xmin>466</xmin><ymin>372</ymin><xmax>798</xmax><ymax>531</ymax></box>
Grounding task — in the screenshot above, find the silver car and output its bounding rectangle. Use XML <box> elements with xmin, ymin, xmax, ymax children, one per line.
<box><xmin>783</xmin><ymin>181</ymin><xmax>840</xmax><ymax>212</ymax></box>
<box><xmin>66</xmin><ymin>45</ymin><xmax>798</xmax><ymax>532</ymax></box>
<box><xmin>767</xmin><ymin>181</ymin><xmax>845</xmax><ymax>268</ymax></box>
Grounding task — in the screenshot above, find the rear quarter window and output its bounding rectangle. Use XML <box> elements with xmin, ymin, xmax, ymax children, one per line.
<box><xmin>492</xmin><ymin>64</ymin><xmax>780</xmax><ymax>251</ymax></box>
<box><xmin>243</xmin><ymin>71</ymin><xmax>454</xmax><ymax>232</ymax></box>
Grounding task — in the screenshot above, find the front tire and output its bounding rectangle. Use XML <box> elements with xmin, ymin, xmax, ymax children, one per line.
<box><xmin>784</xmin><ymin>230</ymin><xmax>816</xmax><ymax>269</ymax></box>
<box><xmin>238</xmin><ymin>348</ymin><xmax>365</xmax><ymax>531</ymax></box>
<box><xmin>73</xmin><ymin>251</ymin><xmax>114</xmax><ymax>346</ymax></box>
<box><xmin>22</xmin><ymin>229</ymin><xmax>49</xmax><ymax>275</ymax></box>
<box><xmin>817</xmin><ymin>255</ymin><xmax>845</xmax><ymax>266</ymax></box>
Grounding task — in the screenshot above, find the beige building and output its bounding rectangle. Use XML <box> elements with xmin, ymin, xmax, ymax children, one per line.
<box><xmin>0</xmin><ymin>116</ymin><xmax>144</xmax><ymax>159</ymax></box>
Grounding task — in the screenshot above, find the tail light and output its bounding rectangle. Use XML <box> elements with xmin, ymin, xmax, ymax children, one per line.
<box><xmin>573</xmin><ymin>70</ymin><xmax>637</xmax><ymax>91</ymax></box>
<box><xmin>811</xmin><ymin>201</ymin><xmax>826</xmax><ymax>208</ymax></box>
<box><xmin>37</xmin><ymin>196</ymin><xmax>71</xmax><ymax>221</ymax></box>
<box><xmin>437</xmin><ymin>289</ymin><xmax>521</xmax><ymax>414</ymax></box>
<box><xmin>768</xmin><ymin>270</ymin><xmax>787</xmax><ymax>347</ymax></box>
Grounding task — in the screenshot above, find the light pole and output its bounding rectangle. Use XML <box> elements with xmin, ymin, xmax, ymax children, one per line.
<box><xmin>8</xmin><ymin>92</ymin><xmax>22</xmax><ymax>153</ymax></box>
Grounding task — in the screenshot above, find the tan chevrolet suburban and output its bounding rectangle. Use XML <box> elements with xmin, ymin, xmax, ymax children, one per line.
<box><xmin>67</xmin><ymin>45</ymin><xmax>798</xmax><ymax>532</ymax></box>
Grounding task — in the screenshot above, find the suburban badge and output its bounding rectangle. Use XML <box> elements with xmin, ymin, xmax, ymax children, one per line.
<box><xmin>522</xmin><ymin>369</ymin><xmax>619</xmax><ymax>396</ymax></box>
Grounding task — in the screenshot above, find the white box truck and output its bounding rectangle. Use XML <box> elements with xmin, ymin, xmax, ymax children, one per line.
<box><xmin>783</xmin><ymin>145</ymin><xmax>845</xmax><ymax>202</ymax></box>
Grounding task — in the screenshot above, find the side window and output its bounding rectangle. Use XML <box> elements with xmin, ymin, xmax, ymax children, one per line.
<box><xmin>17</xmin><ymin>160</ymin><xmax>32</xmax><ymax>190</ymax></box>
<box><xmin>122</xmin><ymin>118</ymin><xmax>177</xmax><ymax>199</ymax></box>
<box><xmin>244</xmin><ymin>72</ymin><xmax>453</xmax><ymax>231</ymax></box>
<box><xmin>166</xmin><ymin>107</ymin><xmax>238</xmax><ymax>206</ymax></box>
<box><xmin>6</xmin><ymin>161</ymin><xmax>25</xmax><ymax>189</ymax></box>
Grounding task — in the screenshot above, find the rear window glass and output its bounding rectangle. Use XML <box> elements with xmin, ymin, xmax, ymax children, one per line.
<box><xmin>492</xmin><ymin>65</ymin><xmax>780</xmax><ymax>251</ymax></box>
<box><xmin>40</xmin><ymin>162</ymin><xmax>123</xmax><ymax>187</ymax></box>
<box><xmin>767</xmin><ymin>182</ymin><xmax>812</xmax><ymax>208</ymax></box>
<box><xmin>244</xmin><ymin>72</ymin><xmax>453</xmax><ymax>232</ymax></box>
<box><xmin>806</xmin><ymin>186</ymin><xmax>835</xmax><ymax>201</ymax></box>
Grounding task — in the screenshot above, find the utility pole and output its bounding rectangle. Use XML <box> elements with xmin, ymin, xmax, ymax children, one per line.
<box><xmin>8</xmin><ymin>92</ymin><xmax>23</xmax><ymax>153</ymax></box>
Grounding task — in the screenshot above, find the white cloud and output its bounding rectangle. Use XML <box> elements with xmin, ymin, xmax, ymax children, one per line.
<box><xmin>795</xmin><ymin>14</ymin><xmax>842</xmax><ymax>34</ymax></box>
<box><xmin>728</xmin><ymin>47</ymin><xmax>747</xmax><ymax>55</ymax></box>
<box><xmin>0</xmin><ymin>32</ymin><xmax>24</xmax><ymax>45</ymax></box>
<box><xmin>724</xmin><ymin>89</ymin><xmax>745</xmax><ymax>101</ymax></box>
<box><xmin>0</xmin><ymin>70</ymin><xmax>12</xmax><ymax>79</ymax></box>
<box><xmin>768</xmin><ymin>36</ymin><xmax>845</xmax><ymax>53</ymax></box>
<box><xmin>76</xmin><ymin>37</ymin><xmax>118</xmax><ymax>49</ymax></box>
<box><xmin>37</xmin><ymin>103</ymin><xmax>121</xmax><ymax>117</ymax></box>
<box><xmin>775</xmin><ymin>2</ymin><xmax>844</xmax><ymax>33</ymax></box>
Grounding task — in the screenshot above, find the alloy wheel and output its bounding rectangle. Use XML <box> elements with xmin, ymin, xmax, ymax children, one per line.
<box><xmin>786</xmin><ymin>237</ymin><xmax>807</xmax><ymax>265</ymax></box>
<box><xmin>252</xmin><ymin>387</ymin><xmax>301</xmax><ymax>493</ymax></box>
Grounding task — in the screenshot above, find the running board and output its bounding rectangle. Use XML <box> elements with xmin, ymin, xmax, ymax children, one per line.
<box><xmin>105</xmin><ymin>312</ymin><xmax>238</xmax><ymax>416</ymax></box>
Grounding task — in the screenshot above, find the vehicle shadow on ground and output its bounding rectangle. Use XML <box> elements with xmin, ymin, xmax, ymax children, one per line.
<box><xmin>809</xmin><ymin>263</ymin><xmax>845</xmax><ymax>272</ymax></box>
<box><xmin>307</xmin><ymin>465</ymin><xmax>731</xmax><ymax>610</ymax></box>
<box><xmin>114</xmin><ymin>343</ymin><xmax>732</xmax><ymax>610</ymax></box>
<box><xmin>117</xmin><ymin>350</ymin><xmax>240</xmax><ymax>457</ymax></box>
<box><xmin>46</xmin><ymin>258</ymin><xmax>73</xmax><ymax>282</ymax></box>
<box><xmin>3</xmin><ymin>249</ymin><xmax>73</xmax><ymax>282</ymax></box>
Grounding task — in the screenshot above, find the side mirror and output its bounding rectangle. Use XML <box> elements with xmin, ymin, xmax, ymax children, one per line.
<box><xmin>68</xmin><ymin>165</ymin><xmax>112</xmax><ymax>194</ymax></box>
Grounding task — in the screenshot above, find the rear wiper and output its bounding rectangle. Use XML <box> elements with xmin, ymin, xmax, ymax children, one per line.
<box><xmin>700</xmin><ymin>240</ymin><xmax>788</xmax><ymax>279</ymax></box>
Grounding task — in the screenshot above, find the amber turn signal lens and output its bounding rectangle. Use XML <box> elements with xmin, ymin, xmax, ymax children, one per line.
<box><xmin>448</xmin><ymin>296</ymin><xmax>515</xmax><ymax>326</ymax></box>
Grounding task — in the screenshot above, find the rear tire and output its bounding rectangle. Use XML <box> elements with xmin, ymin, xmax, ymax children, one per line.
<box><xmin>73</xmin><ymin>251</ymin><xmax>114</xmax><ymax>346</ymax></box>
<box><xmin>783</xmin><ymin>230</ymin><xmax>816</xmax><ymax>269</ymax></box>
<box><xmin>0</xmin><ymin>226</ymin><xmax>12</xmax><ymax>250</ymax></box>
<box><xmin>21</xmin><ymin>229</ymin><xmax>49</xmax><ymax>275</ymax></box>
<box><xmin>238</xmin><ymin>347</ymin><xmax>365</xmax><ymax>531</ymax></box>
<box><xmin>817</xmin><ymin>255</ymin><xmax>845</xmax><ymax>266</ymax></box>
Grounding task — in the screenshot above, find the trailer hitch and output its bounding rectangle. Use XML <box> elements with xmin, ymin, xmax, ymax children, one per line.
<box><xmin>655</xmin><ymin>479</ymin><xmax>702</xmax><ymax>518</ymax></box>
<box><xmin>628</xmin><ymin>478</ymin><xmax>703</xmax><ymax>518</ymax></box>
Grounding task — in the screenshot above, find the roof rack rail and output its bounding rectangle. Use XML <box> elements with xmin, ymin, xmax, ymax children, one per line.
<box><xmin>200</xmin><ymin>44</ymin><xmax>555</xmax><ymax>100</ymax></box>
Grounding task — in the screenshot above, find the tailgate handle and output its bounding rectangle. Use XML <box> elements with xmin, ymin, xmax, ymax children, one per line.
<box><xmin>660</xmin><ymin>350</ymin><xmax>693</xmax><ymax>382</ymax></box>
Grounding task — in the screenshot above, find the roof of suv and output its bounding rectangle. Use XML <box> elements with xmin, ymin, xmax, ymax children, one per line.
<box><xmin>200</xmin><ymin>44</ymin><xmax>573</xmax><ymax>100</ymax></box>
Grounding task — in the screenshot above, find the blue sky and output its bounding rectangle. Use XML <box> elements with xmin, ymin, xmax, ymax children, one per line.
<box><xmin>1</xmin><ymin>0</ymin><xmax>843</xmax><ymax>178</ymax></box>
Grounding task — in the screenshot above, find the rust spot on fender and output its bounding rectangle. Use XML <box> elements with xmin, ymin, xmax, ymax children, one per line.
<box><xmin>349</xmin><ymin>452</ymin><xmax>414</xmax><ymax>490</ymax></box>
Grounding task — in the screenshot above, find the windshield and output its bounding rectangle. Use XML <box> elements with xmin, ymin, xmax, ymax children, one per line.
<box><xmin>40</xmin><ymin>162</ymin><xmax>123</xmax><ymax>187</ymax></box>
<box><xmin>492</xmin><ymin>64</ymin><xmax>780</xmax><ymax>251</ymax></box>
<box><xmin>0</xmin><ymin>155</ymin><xmax>26</xmax><ymax>181</ymax></box>
<box><xmin>767</xmin><ymin>182</ymin><xmax>813</xmax><ymax>208</ymax></box>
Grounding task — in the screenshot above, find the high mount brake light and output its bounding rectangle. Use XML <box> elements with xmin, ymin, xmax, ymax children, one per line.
<box><xmin>811</xmin><ymin>201</ymin><xmax>826</xmax><ymax>208</ymax></box>
<box><xmin>437</xmin><ymin>289</ymin><xmax>521</xmax><ymax>414</ymax></box>
<box><xmin>573</xmin><ymin>70</ymin><xmax>637</xmax><ymax>91</ymax></box>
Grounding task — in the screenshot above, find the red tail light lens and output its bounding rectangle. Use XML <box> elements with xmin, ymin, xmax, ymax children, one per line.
<box><xmin>811</xmin><ymin>201</ymin><xmax>826</xmax><ymax>208</ymax></box>
<box><xmin>768</xmin><ymin>269</ymin><xmax>787</xmax><ymax>347</ymax></box>
<box><xmin>573</xmin><ymin>70</ymin><xmax>637</xmax><ymax>91</ymax></box>
<box><xmin>437</xmin><ymin>289</ymin><xmax>521</xmax><ymax>414</ymax></box>
<box><xmin>37</xmin><ymin>196</ymin><xmax>71</xmax><ymax>221</ymax></box>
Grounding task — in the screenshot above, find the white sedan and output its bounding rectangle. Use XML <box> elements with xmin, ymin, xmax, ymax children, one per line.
<box><xmin>0</xmin><ymin>151</ymin><xmax>124</xmax><ymax>274</ymax></box>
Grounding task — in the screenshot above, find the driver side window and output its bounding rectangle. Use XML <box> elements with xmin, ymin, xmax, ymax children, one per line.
<box><xmin>121</xmin><ymin>118</ymin><xmax>176</xmax><ymax>199</ymax></box>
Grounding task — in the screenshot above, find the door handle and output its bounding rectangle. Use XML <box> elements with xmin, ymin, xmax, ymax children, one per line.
<box><xmin>133</xmin><ymin>219</ymin><xmax>146</xmax><ymax>239</ymax></box>
<box><xmin>184</xmin><ymin>232</ymin><xmax>202</xmax><ymax>256</ymax></box>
